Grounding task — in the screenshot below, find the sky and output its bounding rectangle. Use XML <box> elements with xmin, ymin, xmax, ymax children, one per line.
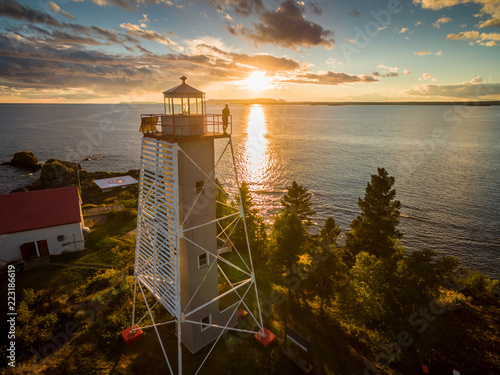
<box><xmin>0</xmin><ymin>0</ymin><xmax>499</xmax><ymax>103</ymax></box>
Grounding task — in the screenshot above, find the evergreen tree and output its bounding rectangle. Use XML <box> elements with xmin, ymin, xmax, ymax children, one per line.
<box><xmin>281</xmin><ymin>180</ymin><xmax>316</xmax><ymax>225</ymax></box>
<box><xmin>267</xmin><ymin>210</ymin><xmax>306</xmax><ymax>274</ymax></box>
<box><xmin>343</xmin><ymin>167</ymin><xmax>402</xmax><ymax>264</ymax></box>
<box><xmin>302</xmin><ymin>243</ymin><xmax>347</xmax><ymax>312</ymax></box>
<box><xmin>319</xmin><ymin>216</ymin><xmax>341</xmax><ymax>247</ymax></box>
<box><xmin>233</xmin><ymin>182</ymin><xmax>266</xmax><ymax>263</ymax></box>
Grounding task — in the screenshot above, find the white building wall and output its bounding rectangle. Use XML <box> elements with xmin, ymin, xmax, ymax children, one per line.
<box><xmin>0</xmin><ymin>222</ymin><xmax>84</xmax><ymax>262</ymax></box>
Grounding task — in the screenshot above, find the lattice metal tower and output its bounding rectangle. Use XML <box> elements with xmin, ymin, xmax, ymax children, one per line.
<box><xmin>122</xmin><ymin>76</ymin><xmax>270</xmax><ymax>374</ymax></box>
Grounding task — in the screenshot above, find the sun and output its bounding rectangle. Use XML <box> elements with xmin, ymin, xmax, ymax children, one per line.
<box><xmin>246</xmin><ymin>71</ymin><xmax>271</xmax><ymax>91</ymax></box>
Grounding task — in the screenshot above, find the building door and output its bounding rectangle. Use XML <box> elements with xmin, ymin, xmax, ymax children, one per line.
<box><xmin>20</xmin><ymin>240</ymin><xmax>50</xmax><ymax>260</ymax></box>
<box><xmin>37</xmin><ymin>240</ymin><xmax>50</xmax><ymax>257</ymax></box>
<box><xmin>20</xmin><ymin>242</ymin><xmax>37</xmax><ymax>261</ymax></box>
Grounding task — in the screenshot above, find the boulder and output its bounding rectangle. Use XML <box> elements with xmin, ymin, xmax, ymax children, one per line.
<box><xmin>27</xmin><ymin>159</ymin><xmax>83</xmax><ymax>190</ymax></box>
<box><xmin>40</xmin><ymin>159</ymin><xmax>81</xmax><ymax>182</ymax></box>
<box><xmin>3</xmin><ymin>151</ymin><xmax>41</xmax><ymax>171</ymax></box>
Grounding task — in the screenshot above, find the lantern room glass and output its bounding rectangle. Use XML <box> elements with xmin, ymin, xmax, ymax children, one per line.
<box><xmin>164</xmin><ymin>97</ymin><xmax>205</xmax><ymax>116</ymax></box>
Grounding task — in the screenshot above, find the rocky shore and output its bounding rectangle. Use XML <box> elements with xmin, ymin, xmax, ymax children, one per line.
<box><xmin>4</xmin><ymin>151</ymin><xmax>139</xmax><ymax>203</ymax></box>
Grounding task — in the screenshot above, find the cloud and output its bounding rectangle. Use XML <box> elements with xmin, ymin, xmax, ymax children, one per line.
<box><xmin>48</xmin><ymin>2</ymin><xmax>76</xmax><ymax>20</ymax></box>
<box><xmin>419</xmin><ymin>73</ymin><xmax>432</xmax><ymax>80</ymax></box>
<box><xmin>373</xmin><ymin>71</ymin><xmax>398</xmax><ymax>78</ymax></box>
<box><xmin>478</xmin><ymin>17</ymin><xmax>500</xmax><ymax>27</ymax></box>
<box><xmin>185</xmin><ymin>36</ymin><xmax>235</xmax><ymax>56</ymax></box>
<box><xmin>413</xmin><ymin>0</ymin><xmax>500</xmax><ymax>29</ymax></box>
<box><xmin>414</xmin><ymin>50</ymin><xmax>432</xmax><ymax>55</ymax></box>
<box><xmin>447</xmin><ymin>30</ymin><xmax>481</xmax><ymax>40</ymax></box>
<box><xmin>185</xmin><ymin>38</ymin><xmax>303</xmax><ymax>72</ymax></box>
<box><xmin>414</xmin><ymin>21</ymin><xmax>423</xmax><ymax>26</ymax></box>
<box><xmin>447</xmin><ymin>30</ymin><xmax>500</xmax><ymax>46</ymax></box>
<box><xmin>91</xmin><ymin>0</ymin><xmax>133</xmax><ymax>11</ymax></box>
<box><xmin>399</xmin><ymin>27</ymin><xmax>409</xmax><ymax>33</ymax></box>
<box><xmin>0</xmin><ymin>38</ymin><xmax>149</xmax><ymax>93</ymax></box>
<box><xmin>3</xmin><ymin>21</ymin><xmax>139</xmax><ymax>48</ymax></box>
<box><xmin>306</xmin><ymin>2</ymin><xmax>323</xmax><ymax>15</ymax></box>
<box><xmin>119</xmin><ymin>23</ymin><xmax>183</xmax><ymax>51</ymax></box>
<box><xmin>0</xmin><ymin>34</ymin><xmax>245</xmax><ymax>101</ymax></box>
<box><xmin>406</xmin><ymin>76</ymin><xmax>500</xmax><ymax>99</ymax></box>
<box><xmin>378</xmin><ymin>64</ymin><xmax>398</xmax><ymax>73</ymax></box>
<box><xmin>231</xmin><ymin>53</ymin><xmax>302</xmax><ymax>71</ymax></box>
<box><xmin>326</xmin><ymin>58</ymin><xmax>341</xmax><ymax>65</ymax></box>
<box><xmin>225</xmin><ymin>0</ymin><xmax>335</xmax><ymax>49</ymax></box>
<box><xmin>0</xmin><ymin>0</ymin><xmax>62</xmax><ymax>26</ymax></box>
<box><xmin>86</xmin><ymin>0</ymin><xmax>185</xmax><ymax>11</ymax></box>
<box><xmin>206</xmin><ymin>0</ymin><xmax>265</xmax><ymax>17</ymax></box>
<box><xmin>0</xmin><ymin>20</ymin><xmax>369</xmax><ymax>103</ymax></box>
<box><xmin>433</xmin><ymin>15</ymin><xmax>452</xmax><ymax>28</ymax></box>
<box><xmin>374</xmin><ymin>64</ymin><xmax>399</xmax><ymax>77</ymax></box>
<box><xmin>345</xmin><ymin>38</ymin><xmax>355</xmax><ymax>44</ymax></box>
<box><xmin>0</xmin><ymin>0</ymin><xmax>394</xmax><ymax>102</ymax></box>
<box><xmin>285</xmin><ymin>71</ymin><xmax>378</xmax><ymax>85</ymax></box>
<box><xmin>403</xmin><ymin>68</ymin><xmax>411</xmax><ymax>75</ymax></box>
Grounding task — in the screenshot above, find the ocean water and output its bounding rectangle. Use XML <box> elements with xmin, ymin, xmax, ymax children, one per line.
<box><xmin>1</xmin><ymin>103</ymin><xmax>499</xmax><ymax>277</ymax></box>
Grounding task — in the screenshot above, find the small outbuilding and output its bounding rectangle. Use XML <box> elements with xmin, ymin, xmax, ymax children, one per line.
<box><xmin>93</xmin><ymin>175</ymin><xmax>138</xmax><ymax>193</ymax></box>
<box><xmin>0</xmin><ymin>186</ymin><xmax>85</xmax><ymax>263</ymax></box>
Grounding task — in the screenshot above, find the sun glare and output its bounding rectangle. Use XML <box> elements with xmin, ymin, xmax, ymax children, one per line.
<box><xmin>246</xmin><ymin>71</ymin><xmax>270</xmax><ymax>91</ymax></box>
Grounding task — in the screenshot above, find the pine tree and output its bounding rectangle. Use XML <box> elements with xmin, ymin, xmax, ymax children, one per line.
<box><xmin>267</xmin><ymin>210</ymin><xmax>306</xmax><ymax>274</ymax></box>
<box><xmin>319</xmin><ymin>216</ymin><xmax>341</xmax><ymax>247</ymax></box>
<box><xmin>281</xmin><ymin>180</ymin><xmax>316</xmax><ymax>225</ymax></box>
<box><xmin>233</xmin><ymin>182</ymin><xmax>266</xmax><ymax>262</ymax></box>
<box><xmin>343</xmin><ymin>167</ymin><xmax>402</xmax><ymax>263</ymax></box>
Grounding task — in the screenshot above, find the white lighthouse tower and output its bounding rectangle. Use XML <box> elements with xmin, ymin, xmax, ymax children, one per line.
<box><xmin>122</xmin><ymin>76</ymin><xmax>273</xmax><ymax>374</ymax></box>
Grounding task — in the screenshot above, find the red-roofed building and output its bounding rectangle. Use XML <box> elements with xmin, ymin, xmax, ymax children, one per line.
<box><xmin>0</xmin><ymin>186</ymin><xmax>85</xmax><ymax>263</ymax></box>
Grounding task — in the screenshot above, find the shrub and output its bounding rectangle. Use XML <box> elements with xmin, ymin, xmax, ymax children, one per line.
<box><xmin>461</xmin><ymin>271</ymin><xmax>499</xmax><ymax>303</ymax></box>
<box><xmin>94</xmin><ymin>237</ymin><xmax>124</xmax><ymax>252</ymax></box>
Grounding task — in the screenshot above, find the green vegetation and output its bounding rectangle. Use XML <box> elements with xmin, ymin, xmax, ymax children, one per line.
<box><xmin>280</xmin><ymin>180</ymin><xmax>316</xmax><ymax>226</ymax></box>
<box><xmin>1</xmin><ymin>168</ymin><xmax>498</xmax><ymax>374</ymax></box>
<box><xmin>343</xmin><ymin>167</ymin><xmax>402</xmax><ymax>263</ymax></box>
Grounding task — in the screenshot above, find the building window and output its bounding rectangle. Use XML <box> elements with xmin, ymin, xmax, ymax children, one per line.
<box><xmin>195</xmin><ymin>180</ymin><xmax>205</xmax><ymax>195</ymax></box>
<box><xmin>201</xmin><ymin>315</ymin><xmax>211</xmax><ymax>331</ymax></box>
<box><xmin>57</xmin><ymin>235</ymin><xmax>65</xmax><ymax>241</ymax></box>
<box><xmin>198</xmin><ymin>253</ymin><xmax>208</xmax><ymax>268</ymax></box>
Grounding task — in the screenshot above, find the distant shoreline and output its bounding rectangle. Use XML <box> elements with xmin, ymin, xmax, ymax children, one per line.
<box><xmin>206</xmin><ymin>99</ymin><xmax>500</xmax><ymax>106</ymax></box>
<box><xmin>1</xmin><ymin>100</ymin><xmax>499</xmax><ymax>106</ymax></box>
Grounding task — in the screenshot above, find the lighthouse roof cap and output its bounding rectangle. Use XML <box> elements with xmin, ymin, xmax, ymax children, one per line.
<box><xmin>163</xmin><ymin>76</ymin><xmax>205</xmax><ymax>97</ymax></box>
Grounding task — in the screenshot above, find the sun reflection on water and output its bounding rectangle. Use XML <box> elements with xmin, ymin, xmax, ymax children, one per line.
<box><xmin>244</xmin><ymin>105</ymin><xmax>268</xmax><ymax>185</ymax></box>
<box><xmin>235</xmin><ymin>104</ymin><xmax>287</xmax><ymax>217</ymax></box>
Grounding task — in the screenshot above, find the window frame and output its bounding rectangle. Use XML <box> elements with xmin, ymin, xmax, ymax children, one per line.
<box><xmin>194</xmin><ymin>179</ymin><xmax>205</xmax><ymax>195</ymax></box>
<box><xmin>198</xmin><ymin>253</ymin><xmax>208</xmax><ymax>269</ymax></box>
<box><xmin>201</xmin><ymin>314</ymin><xmax>212</xmax><ymax>331</ymax></box>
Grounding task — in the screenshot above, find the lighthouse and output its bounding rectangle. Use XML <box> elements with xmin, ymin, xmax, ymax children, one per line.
<box><xmin>123</xmin><ymin>76</ymin><xmax>271</xmax><ymax>374</ymax></box>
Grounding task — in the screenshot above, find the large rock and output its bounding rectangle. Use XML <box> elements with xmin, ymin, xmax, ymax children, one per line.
<box><xmin>28</xmin><ymin>159</ymin><xmax>83</xmax><ymax>190</ymax></box>
<box><xmin>40</xmin><ymin>159</ymin><xmax>81</xmax><ymax>182</ymax></box>
<box><xmin>3</xmin><ymin>151</ymin><xmax>41</xmax><ymax>171</ymax></box>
